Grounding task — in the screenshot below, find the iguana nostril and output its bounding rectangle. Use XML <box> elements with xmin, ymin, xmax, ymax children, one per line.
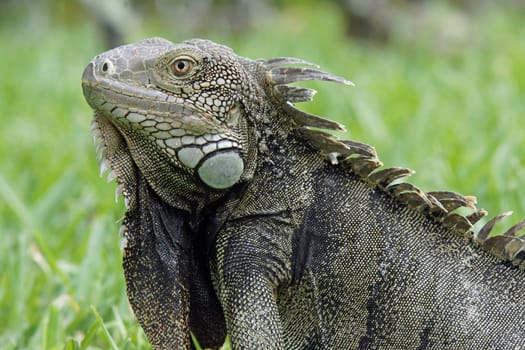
<box><xmin>99</xmin><ymin>60</ymin><xmax>114</xmax><ymax>74</ymax></box>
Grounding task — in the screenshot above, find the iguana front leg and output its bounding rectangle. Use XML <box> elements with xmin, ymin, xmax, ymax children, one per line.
<box><xmin>212</xmin><ymin>217</ymin><xmax>293</xmax><ymax>349</ymax></box>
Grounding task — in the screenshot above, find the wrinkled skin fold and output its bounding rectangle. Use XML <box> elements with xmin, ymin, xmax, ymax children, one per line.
<box><xmin>123</xmin><ymin>172</ymin><xmax>227</xmax><ymax>348</ymax></box>
<box><xmin>83</xmin><ymin>38</ymin><xmax>525</xmax><ymax>349</ymax></box>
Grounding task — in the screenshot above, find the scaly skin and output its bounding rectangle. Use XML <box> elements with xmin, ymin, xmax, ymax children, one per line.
<box><xmin>82</xmin><ymin>38</ymin><xmax>525</xmax><ymax>349</ymax></box>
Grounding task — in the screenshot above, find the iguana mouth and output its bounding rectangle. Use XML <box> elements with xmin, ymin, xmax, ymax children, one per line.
<box><xmin>82</xmin><ymin>60</ymin><xmax>225</xmax><ymax>136</ymax></box>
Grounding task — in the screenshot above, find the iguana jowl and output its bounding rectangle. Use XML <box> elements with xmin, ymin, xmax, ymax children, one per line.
<box><xmin>82</xmin><ymin>37</ymin><xmax>525</xmax><ymax>349</ymax></box>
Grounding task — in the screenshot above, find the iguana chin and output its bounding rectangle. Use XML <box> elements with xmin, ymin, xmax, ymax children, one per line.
<box><xmin>82</xmin><ymin>37</ymin><xmax>525</xmax><ymax>349</ymax></box>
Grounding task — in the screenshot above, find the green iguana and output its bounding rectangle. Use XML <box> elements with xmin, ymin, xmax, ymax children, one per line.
<box><xmin>82</xmin><ymin>37</ymin><xmax>525</xmax><ymax>349</ymax></box>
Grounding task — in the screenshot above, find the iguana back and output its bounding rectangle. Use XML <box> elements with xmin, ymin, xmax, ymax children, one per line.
<box><xmin>82</xmin><ymin>37</ymin><xmax>525</xmax><ymax>349</ymax></box>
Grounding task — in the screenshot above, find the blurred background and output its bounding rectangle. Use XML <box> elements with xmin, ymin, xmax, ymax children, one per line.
<box><xmin>1</xmin><ymin>0</ymin><xmax>524</xmax><ymax>348</ymax></box>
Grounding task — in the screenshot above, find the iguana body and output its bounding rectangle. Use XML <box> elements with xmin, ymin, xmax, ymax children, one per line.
<box><xmin>82</xmin><ymin>38</ymin><xmax>525</xmax><ymax>349</ymax></box>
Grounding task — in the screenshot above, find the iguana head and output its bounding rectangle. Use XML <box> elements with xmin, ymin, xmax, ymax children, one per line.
<box><xmin>83</xmin><ymin>37</ymin><xmax>264</xmax><ymax>214</ymax></box>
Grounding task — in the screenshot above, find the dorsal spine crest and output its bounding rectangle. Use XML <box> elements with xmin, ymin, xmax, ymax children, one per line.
<box><xmin>264</xmin><ymin>57</ymin><xmax>525</xmax><ymax>267</ymax></box>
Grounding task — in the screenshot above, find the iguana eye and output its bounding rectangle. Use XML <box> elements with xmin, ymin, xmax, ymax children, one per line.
<box><xmin>170</xmin><ymin>58</ymin><xmax>194</xmax><ymax>77</ymax></box>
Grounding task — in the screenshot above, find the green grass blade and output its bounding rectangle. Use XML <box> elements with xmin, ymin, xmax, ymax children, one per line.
<box><xmin>90</xmin><ymin>305</ymin><xmax>119</xmax><ymax>350</ymax></box>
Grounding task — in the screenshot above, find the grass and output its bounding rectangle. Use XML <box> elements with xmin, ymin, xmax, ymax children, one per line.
<box><xmin>1</xmin><ymin>2</ymin><xmax>524</xmax><ymax>349</ymax></box>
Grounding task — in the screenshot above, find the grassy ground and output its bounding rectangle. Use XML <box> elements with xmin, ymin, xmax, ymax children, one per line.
<box><xmin>1</xmin><ymin>2</ymin><xmax>524</xmax><ymax>349</ymax></box>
